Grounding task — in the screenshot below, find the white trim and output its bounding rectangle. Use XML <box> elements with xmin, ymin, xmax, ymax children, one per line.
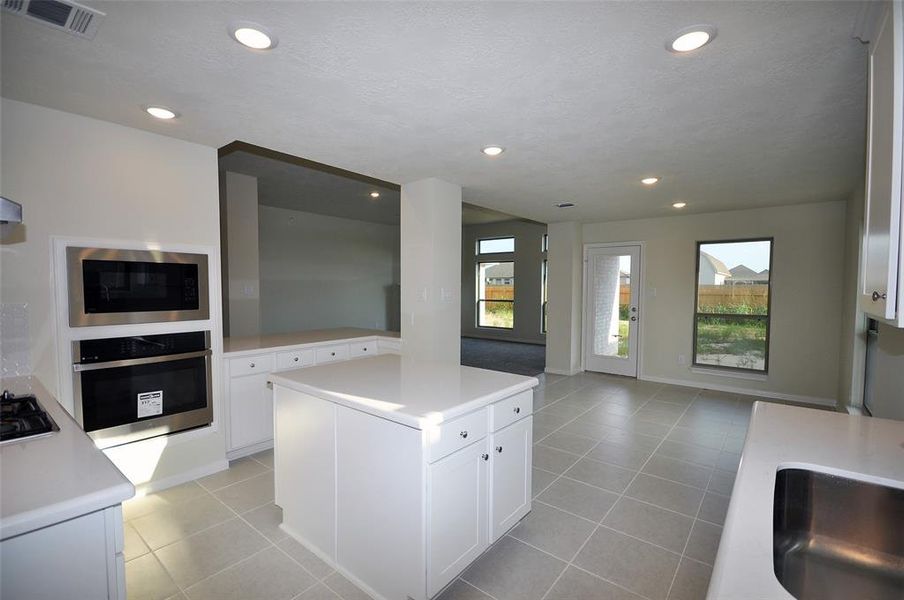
<box><xmin>689</xmin><ymin>367</ymin><xmax>768</xmax><ymax>382</ymax></box>
<box><xmin>130</xmin><ymin>458</ymin><xmax>228</xmax><ymax>497</ymax></box>
<box><xmin>638</xmin><ymin>374</ymin><xmax>837</xmax><ymax>407</ymax></box>
<box><xmin>544</xmin><ymin>367</ymin><xmax>583</xmax><ymax>376</ymax></box>
<box><xmin>227</xmin><ymin>439</ymin><xmax>274</xmax><ymax>461</ymax></box>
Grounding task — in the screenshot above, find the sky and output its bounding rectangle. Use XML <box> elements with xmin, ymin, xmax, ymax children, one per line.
<box><xmin>701</xmin><ymin>240</ymin><xmax>771</xmax><ymax>272</ymax></box>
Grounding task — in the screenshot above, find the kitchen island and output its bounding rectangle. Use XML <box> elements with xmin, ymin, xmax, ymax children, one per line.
<box><xmin>270</xmin><ymin>354</ymin><xmax>539</xmax><ymax>600</ymax></box>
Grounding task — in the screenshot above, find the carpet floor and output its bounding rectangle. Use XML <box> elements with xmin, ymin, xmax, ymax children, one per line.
<box><xmin>460</xmin><ymin>337</ymin><xmax>546</xmax><ymax>376</ymax></box>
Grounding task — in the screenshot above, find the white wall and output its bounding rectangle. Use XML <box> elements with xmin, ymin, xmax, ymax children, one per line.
<box><xmin>545</xmin><ymin>202</ymin><xmax>847</xmax><ymax>403</ymax></box>
<box><xmin>461</xmin><ymin>220</ymin><xmax>548</xmax><ymax>344</ymax></box>
<box><xmin>837</xmin><ymin>184</ymin><xmax>868</xmax><ymax>410</ymax></box>
<box><xmin>258</xmin><ymin>206</ymin><xmax>400</xmax><ymax>333</ymax></box>
<box><xmin>0</xmin><ymin>99</ymin><xmax>226</xmax><ymax>487</ymax></box>
<box><xmin>221</xmin><ymin>171</ymin><xmax>261</xmax><ymax>337</ymax></box>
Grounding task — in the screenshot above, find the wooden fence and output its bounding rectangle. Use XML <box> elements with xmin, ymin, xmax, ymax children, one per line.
<box><xmin>484</xmin><ymin>284</ymin><xmax>514</xmax><ymax>300</ymax></box>
<box><xmin>697</xmin><ymin>284</ymin><xmax>769</xmax><ymax>310</ymax></box>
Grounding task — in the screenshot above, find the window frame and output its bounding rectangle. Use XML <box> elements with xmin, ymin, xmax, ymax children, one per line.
<box><xmin>476</xmin><ymin>260</ymin><xmax>515</xmax><ymax>330</ymax></box>
<box><xmin>692</xmin><ymin>237</ymin><xmax>774</xmax><ymax>374</ymax></box>
<box><xmin>476</xmin><ymin>236</ymin><xmax>516</xmax><ymax>255</ymax></box>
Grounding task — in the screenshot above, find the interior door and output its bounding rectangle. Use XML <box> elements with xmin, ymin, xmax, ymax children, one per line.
<box><xmin>584</xmin><ymin>244</ymin><xmax>641</xmax><ymax>377</ymax></box>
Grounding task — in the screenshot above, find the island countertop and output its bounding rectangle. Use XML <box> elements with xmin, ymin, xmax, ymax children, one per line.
<box><xmin>270</xmin><ymin>354</ymin><xmax>539</xmax><ymax>429</ymax></box>
<box><xmin>0</xmin><ymin>376</ymin><xmax>134</xmax><ymax>540</ymax></box>
<box><xmin>223</xmin><ymin>327</ymin><xmax>400</xmax><ymax>355</ymax></box>
<box><xmin>707</xmin><ymin>401</ymin><xmax>904</xmax><ymax>599</ymax></box>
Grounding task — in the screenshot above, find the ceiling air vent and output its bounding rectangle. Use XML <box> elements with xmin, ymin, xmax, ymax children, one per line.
<box><xmin>2</xmin><ymin>0</ymin><xmax>105</xmax><ymax>40</ymax></box>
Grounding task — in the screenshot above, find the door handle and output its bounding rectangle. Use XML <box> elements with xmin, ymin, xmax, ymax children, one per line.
<box><xmin>872</xmin><ymin>291</ymin><xmax>887</xmax><ymax>301</ymax></box>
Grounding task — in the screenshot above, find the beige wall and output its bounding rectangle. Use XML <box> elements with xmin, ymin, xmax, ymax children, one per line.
<box><xmin>0</xmin><ymin>99</ymin><xmax>226</xmax><ymax>486</ymax></box>
<box><xmin>545</xmin><ymin>222</ymin><xmax>583</xmax><ymax>375</ymax></box>
<box><xmin>837</xmin><ymin>184</ymin><xmax>868</xmax><ymax>410</ymax></box>
<box><xmin>546</xmin><ymin>202</ymin><xmax>847</xmax><ymax>403</ymax></box>
<box><xmin>221</xmin><ymin>171</ymin><xmax>261</xmax><ymax>337</ymax></box>
<box><xmin>461</xmin><ymin>220</ymin><xmax>547</xmax><ymax>344</ymax></box>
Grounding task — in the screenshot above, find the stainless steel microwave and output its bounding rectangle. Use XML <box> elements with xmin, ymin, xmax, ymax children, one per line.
<box><xmin>67</xmin><ymin>247</ymin><xmax>209</xmax><ymax>327</ymax></box>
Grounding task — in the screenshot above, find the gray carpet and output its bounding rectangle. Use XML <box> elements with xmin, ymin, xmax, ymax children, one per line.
<box><xmin>460</xmin><ymin>338</ymin><xmax>546</xmax><ymax>376</ymax></box>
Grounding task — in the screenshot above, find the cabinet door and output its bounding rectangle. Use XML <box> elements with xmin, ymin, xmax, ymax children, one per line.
<box><xmin>427</xmin><ymin>441</ymin><xmax>488</xmax><ymax>597</ymax></box>
<box><xmin>228</xmin><ymin>372</ymin><xmax>273</xmax><ymax>450</ymax></box>
<box><xmin>490</xmin><ymin>416</ymin><xmax>532</xmax><ymax>541</ymax></box>
<box><xmin>862</xmin><ymin>2</ymin><xmax>903</xmax><ymax>321</ymax></box>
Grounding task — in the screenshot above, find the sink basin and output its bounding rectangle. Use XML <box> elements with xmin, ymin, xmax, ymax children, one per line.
<box><xmin>773</xmin><ymin>468</ymin><xmax>904</xmax><ymax>600</ymax></box>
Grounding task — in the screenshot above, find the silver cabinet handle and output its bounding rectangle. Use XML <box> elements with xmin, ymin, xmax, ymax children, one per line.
<box><xmin>481</xmin><ymin>453</ymin><xmax>489</xmax><ymax>461</ymax></box>
<box><xmin>460</xmin><ymin>431</ymin><xmax>468</xmax><ymax>439</ymax></box>
<box><xmin>872</xmin><ymin>291</ymin><xmax>888</xmax><ymax>301</ymax></box>
<box><xmin>513</xmin><ymin>407</ymin><xmax>521</xmax><ymax>414</ymax></box>
<box><xmin>496</xmin><ymin>446</ymin><xmax>503</xmax><ymax>453</ymax></box>
<box><xmin>250</xmin><ymin>362</ymin><xmax>255</xmax><ymax>368</ymax></box>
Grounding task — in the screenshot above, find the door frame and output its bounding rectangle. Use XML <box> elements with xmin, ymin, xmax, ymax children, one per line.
<box><xmin>581</xmin><ymin>241</ymin><xmax>645</xmax><ymax>378</ymax></box>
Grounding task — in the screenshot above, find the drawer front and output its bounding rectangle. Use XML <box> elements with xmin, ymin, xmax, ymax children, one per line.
<box><xmin>377</xmin><ymin>338</ymin><xmax>402</xmax><ymax>354</ymax></box>
<box><xmin>349</xmin><ymin>340</ymin><xmax>376</xmax><ymax>358</ymax></box>
<box><xmin>427</xmin><ymin>409</ymin><xmax>488</xmax><ymax>463</ymax></box>
<box><xmin>315</xmin><ymin>344</ymin><xmax>349</xmax><ymax>364</ymax></box>
<box><xmin>277</xmin><ymin>348</ymin><xmax>315</xmax><ymax>371</ymax></box>
<box><xmin>229</xmin><ymin>354</ymin><xmax>274</xmax><ymax>378</ymax></box>
<box><xmin>489</xmin><ymin>390</ymin><xmax>533</xmax><ymax>432</ymax></box>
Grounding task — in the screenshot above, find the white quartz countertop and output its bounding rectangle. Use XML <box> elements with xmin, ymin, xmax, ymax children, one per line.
<box><xmin>270</xmin><ymin>354</ymin><xmax>539</xmax><ymax>430</ymax></box>
<box><xmin>0</xmin><ymin>376</ymin><xmax>135</xmax><ymax>540</ymax></box>
<box><xmin>223</xmin><ymin>328</ymin><xmax>400</xmax><ymax>355</ymax></box>
<box><xmin>708</xmin><ymin>401</ymin><xmax>904</xmax><ymax>600</ymax></box>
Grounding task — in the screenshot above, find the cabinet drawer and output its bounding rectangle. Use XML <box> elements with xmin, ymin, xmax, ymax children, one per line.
<box><xmin>316</xmin><ymin>344</ymin><xmax>349</xmax><ymax>363</ymax></box>
<box><xmin>489</xmin><ymin>390</ymin><xmax>533</xmax><ymax>432</ymax></box>
<box><xmin>229</xmin><ymin>354</ymin><xmax>274</xmax><ymax>378</ymax></box>
<box><xmin>349</xmin><ymin>340</ymin><xmax>376</xmax><ymax>358</ymax></box>
<box><xmin>277</xmin><ymin>348</ymin><xmax>315</xmax><ymax>371</ymax></box>
<box><xmin>427</xmin><ymin>409</ymin><xmax>488</xmax><ymax>463</ymax></box>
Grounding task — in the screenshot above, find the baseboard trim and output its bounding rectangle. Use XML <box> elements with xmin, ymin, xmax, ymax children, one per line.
<box><xmin>130</xmin><ymin>458</ymin><xmax>229</xmax><ymax>497</ymax></box>
<box><xmin>227</xmin><ymin>439</ymin><xmax>274</xmax><ymax>461</ymax></box>
<box><xmin>545</xmin><ymin>367</ymin><xmax>583</xmax><ymax>376</ymax></box>
<box><xmin>638</xmin><ymin>374</ymin><xmax>837</xmax><ymax>407</ymax></box>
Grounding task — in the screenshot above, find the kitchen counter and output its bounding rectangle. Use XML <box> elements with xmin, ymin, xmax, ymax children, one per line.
<box><xmin>708</xmin><ymin>401</ymin><xmax>904</xmax><ymax>599</ymax></box>
<box><xmin>270</xmin><ymin>353</ymin><xmax>539</xmax><ymax>429</ymax></box>
<box><xmin>0</xmin><ymin>376</ymin><xmax>134</xmax><ymax>540</ymax></box>
<box><xmin>223</xmin><ymin>327</ymin><xmax>400</xmax><ymax>355</ymax></box>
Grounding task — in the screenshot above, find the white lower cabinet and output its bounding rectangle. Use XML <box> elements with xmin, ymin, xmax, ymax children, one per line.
<box><xmin>489</xmin><ymin>416</ymin><xmax>532</xmax><ymax>541</ymax></box>
<box><xmin>228</xmin><ymin>370</ymin><xmax>273</xmax><ymax>450</ymax></box>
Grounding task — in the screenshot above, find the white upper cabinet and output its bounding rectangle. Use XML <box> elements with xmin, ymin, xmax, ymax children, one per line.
<box><xmin>862</xmin><ymin>1</ymin><xmax>904</xmax><ymax>326</ymax></box>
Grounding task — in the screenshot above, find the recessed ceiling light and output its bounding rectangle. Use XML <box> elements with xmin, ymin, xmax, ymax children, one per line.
<box><xmin>482</xmin><ymin>146</ymin><xmax>505</xmax><ymax>157</ymax></box>
<box><xmin>667</xmin><ymin>25</ymin><xmax>717</xmax><ymax>53</ymax></box>
<box><xmin>145</xmin><ymin>106</ymin><xmax>178</xmax><ymax>120</ymax></box>
<box><xmin>672</xmin><ymin>202</ymin><xmax>687</xmax><ymax>209</ymax></box>
<box><xmin>229</xmin><ymin>22</ymin><xmax>278</xmax><ymax>50</ymax></box>
<box><xmin>369</xmin><ymin>191</ymin><xmax>380</xmax><ymax>198</ymax></box>
<box><xmin>641</xmin><ymin>177</ymin><xmax>660</xmax><ymax>185</ymax></box>
<box><xmin>555</xmin><ymin>202</ymin><xmax>575</xmax><ymax>208</ymax></box>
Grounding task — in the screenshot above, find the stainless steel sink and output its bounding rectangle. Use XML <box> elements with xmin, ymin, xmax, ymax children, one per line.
<box><xmin>773</xmin><ymin>468</ymin><xmax>904</xmax><ymax>600</ymax></box>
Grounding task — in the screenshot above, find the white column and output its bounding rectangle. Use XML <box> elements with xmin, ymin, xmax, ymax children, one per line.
<box><xmin>545</xmin><ymin>222</ymin><xmax>583</xmax><ymax>375</ymax></box>
<box><xmin>220</xmin><ymin>171</ymin><xmax>261</xmax><ymax>337</ymax></box>
<box><xmin>400</xmin><ymin>178</ymin><xmax>462</xmax><ymax>363</ymax></box>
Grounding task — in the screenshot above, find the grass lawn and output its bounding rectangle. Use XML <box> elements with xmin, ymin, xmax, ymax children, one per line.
<box><xmin>696</xmin><ymin>316</ymin><xmax>766</xmax><ymax>370</ymax></box>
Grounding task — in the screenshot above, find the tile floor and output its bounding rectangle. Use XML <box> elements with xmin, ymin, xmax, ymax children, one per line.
<box><xmin>124</xmin><ymin>371</ymin><xmax>816</xmax><ymax>600</ymax></box>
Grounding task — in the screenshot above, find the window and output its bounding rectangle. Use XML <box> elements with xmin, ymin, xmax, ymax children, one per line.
<box><xmin>477</xmin><ymin>261</ymin><xmax>514</xmax><ymax>328</ymax></box>
<box><xmin>693</xmin><ymin>239</ymin><xmax>772</xmax><ymax>372</ymax></box>
<box><xmin>477</xmin><ymin>237</ymin><xmax>514</xmax><ymax>254</ymax></box>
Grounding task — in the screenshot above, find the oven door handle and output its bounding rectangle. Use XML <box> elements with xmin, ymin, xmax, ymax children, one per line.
<box><xmin>72</xmin><ymin>349</ymin><xmax>212</xmax><ymax>372</ymax></box>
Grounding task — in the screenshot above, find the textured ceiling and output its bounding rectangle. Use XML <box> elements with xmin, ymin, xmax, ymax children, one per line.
<box><xmin>1</xmin><ymin>1</ymin><xmax>868</xmax><ymax>223</ymax></box>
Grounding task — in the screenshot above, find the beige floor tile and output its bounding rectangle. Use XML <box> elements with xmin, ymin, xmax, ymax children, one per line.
<box><xmin>666</xmin><ymin>427</ymin><xmax>726</xmax><ymax>450</ymax></box>
<box><xmin>573</xmin><ymin>528</ymin><xmax>680</xmax><ymax>600</ymax></box>
<box><xmin>625</xmin><ymin>474</ymin><xmax>704</xmax><ymax>517</ymax></box>
<box><xmin>610</xmin><ymin>418</ymin><xmax>673</xmax><ymax>439</ymax></box>
<box><xmin>540</xmin><ymin>400</ymin><xmax>593</xmax><ymax>420</ymax></box>
<box><xmin>715</xmin><ymin>451</ymin><xmax>741</xmax><ymax>472</ymax></box>
<box><xmin>251</xmin><ymin>448</ymin><xmax>274</xmax><ymax>468</ymax></box>
<box><xmin>532</xmin><ymin>468</ymin><xmax>558</xmax><ymax>498</ymax></box>
<box><xmin>278</xmin><ymin>537</ymin><xmax>335</xmax><ymax>579</ymax></box>
<box><xmin>323</xmin><ymin>572</ymin><xmax>372</xmax><ymax>600</ymax></box>
<box><xmin>558</xmin><ymin>420</ymin><xmax>624</xmax><ymax>441</ymax></box>
<box><xmin>585</xmin><ymin>440</ymin><xmax>653</xmax><ymax>470</ymax></box>
<box><xmin>214</xmin><ymin>471</ymin><xmax>275</xmax><ymax>512</ymax></box>
<box><xmin>509</xmin><ymin>502</ymin><xmax>596</xmax><ymax>561</ymax></box>
<box><xmin>123</xmin><ymin>482</ymin><xmax>209</xmax><ymax>521</ymax></box>
<box><xmin>532</xmin><ymin>424</ymin><xmax>557</xmax><ymax>443</ymax></box>
<box><xmin>698</xmin><ymin>492</ymin><xmax>730</xmax><ymax>525</ymax></box>
<box><xmin>538</xmin><ymin>477</ymin><xmax>619</xmax><ymax>522</ymax></box>
<box><xmin>242</xmin><ymin>502</ymin><xmax>287</xmax><ymax>542</ymax></box>
<box><xmin>124</xmin><ymin>521</ymin><xmax>151</xmax><ymax>561</ymax></box>
<box><xmin>721</xmin><ymin>435</ymin><xmax>745</xmax><ymax>454</ymax></box>
<box><xmin>131</xmin><ymin>493</ymin><xmax>234</xmax><ymax>550</ymax></box>
<box><xmin>196</xmin><ymin>457</ymin><xmax>270</xmax><ymax>491</ymax></box>
<box><xmin>655</xmin><ymin>441</ymin><xmax>721</xmax><ymax>468</ymax></box>
<box><xmin>685</xmin><ymin>520</ymin><xmax>723</xmax><ymax>565</ymax></box>
<box><xmin>539</xmin><ymin>431</ymin><xmax>599</xmax><ymax>455</ymax></box>
<box><xmin>707</xmin><ymin>470</ymin><xmax>736</xmax><ymax>496</ymax></box>
<box><xmin>602</xmin><ymin>498</ymin><xmax>693</xmax><ymax>553</ymax></box>
<box><xmin>126</xmin><ymin>553</ymin><xmax>180</xmax><ymax>600</ymax></box>
<box><xmin>602</xmin><ymin>428</ymin><xmax>663</xmax><ymax>452</ymax></box>
<box><xmin>544</xmin><ymin>566</ymin><xmax>646</xmax><ymax>600</ymax></box>
<box><xmin>564</xmin><ymin>458</ymin><xmax>636</xmax><ymax>494</ymax></box>
<box><xmin>164</xmin><ymin>593</ymin><xmax>188</xmax><ymax>600</ymax></box>
<box><xmin>434</xmin><ymin>579</ymin><xmax>494</xmax><ymax>600</ymax></box>
<box><xmin>461</xmin><ymin>536</ymin><xmax>566</xmax><ymax>600</ymax></box>
<box><xmin>184</xmin><ymin>546</ymin><xmax>315</xmax><ymax>600</ymax></box>
<box><xmin>533</xmin><ymin>444</ymin><xmax>582</xmax><ymax>474</ymax></box>
<box><xmin>642</xmin><ymin>455</ymin><xmax>712</xmax><ymax>490</ymax></box>
<box><xmin>294</xmin><ymin>583</ymin><xmax>342</xmax><ymax>600</ymax></box>
<box><xmin>155</xmin><ymin>518</ymin><xmax>270</xmax><ymax>588</ymax></box>
<box><xmin>668</xmin><ymin>558</ymin><xmax>712</xmax><ymax>600</ymax></box>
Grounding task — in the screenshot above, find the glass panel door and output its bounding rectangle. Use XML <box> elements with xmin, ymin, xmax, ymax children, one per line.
<box><xmin>584</xmin><ymin>245</ymin><xmax>641</xmax><ymax>377</ymax></box>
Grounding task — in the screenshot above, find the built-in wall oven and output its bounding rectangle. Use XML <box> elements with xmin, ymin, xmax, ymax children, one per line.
<box><xmin>72</xmin><ymin>331</ymin><xmax>212</xmax><ymax>448</ymax></box>
<box><xmin>67</xmin><ymin>247</ymin><xmax>209</xmax><ymax>327</ymax></box>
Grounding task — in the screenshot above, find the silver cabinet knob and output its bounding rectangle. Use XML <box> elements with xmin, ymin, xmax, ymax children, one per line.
<box><xmin>630</xmin><ymin>316</ymin><xmax>637</xmax><ymax>321</ymax></box>
<box><xmin>250</xmin><ymin>362</ymin><xmax>255</xmax><ymax>368</ymax></box>
<box><xmin>872</xmin><ymin>291</ymin><xmax>888</xmax><ymax>301</ymax></box>
<box><xmin>363</xmin><ymin>347</ymin><xmax>368</xmax><ymax>352</ymax></box>
<box><xmin>294</xmin><ymin>357</ymin><xmax>299</xmax><ymax>362</ymax></box>
<box><xmin>496</xmin><ymin>446</ymin><xmax>503</xmax><ymax>453</ymax></box>
<box><xmin>331</xmin><ymin>352</ymin><xmax>336</xmax><ymax>356</ymax></box>
<box><xmin>481</xmin><ymin>453</ymin><xmax>489</xmax><ymax>461</ymax></box>
<box><xmin>460</xmin><ymin>431</ymin><xmax>468</xmax><ymax>439</ymax></box>
<box><xmin>513</xmin><ymin>407</ymin><xmax>521</xmax><ymax>414</ymax></box>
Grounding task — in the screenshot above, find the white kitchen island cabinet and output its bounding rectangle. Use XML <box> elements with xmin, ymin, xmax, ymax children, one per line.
<box><xmin>271</xmin><ymin>355</ymin><xmax>538</xmax><ymax>600</ymax></box>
